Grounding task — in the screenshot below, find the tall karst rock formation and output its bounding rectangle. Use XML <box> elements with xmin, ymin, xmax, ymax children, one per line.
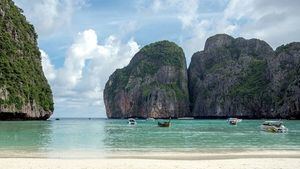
<box><xmin>0</xmin><ymin>0</ymin><xmax>54</xmax><ymax>120</ymax></box>
<box><xmin>104</xmin><ymin>41</ymin><xmax>190</xmax><ymax>118</ymax></box>
<box><xmin>188</xmin><ymin>34</ymin><xmax>300</xmax><ymax>119</ymax></box>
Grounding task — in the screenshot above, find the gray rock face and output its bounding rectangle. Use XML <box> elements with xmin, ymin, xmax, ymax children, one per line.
<box><xmin>188</xmin><ymin>34</ymin><xmax>300</xmax><ymax>119</ymax></box>
<box><xmin>269</xmin><ymin>43</ymin><xmax>300</xmax><ymax>118</ymax></box>
<box><xmin>104</xmin><ymin>41</ymin><xmax>190</xmax><ymax>119</ymax></box>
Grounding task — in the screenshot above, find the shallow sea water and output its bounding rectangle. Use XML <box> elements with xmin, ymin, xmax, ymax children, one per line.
<box><xmin>0</xmin><ymin>119</ymin><xmax>299</xmax><ymax>156</ymax></box>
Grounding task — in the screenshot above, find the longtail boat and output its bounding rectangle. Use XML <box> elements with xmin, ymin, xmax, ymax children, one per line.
<box><xmin>158</xmin><ymin>118</ymin><xmax>171</xmax><ymax>127</ymax></box>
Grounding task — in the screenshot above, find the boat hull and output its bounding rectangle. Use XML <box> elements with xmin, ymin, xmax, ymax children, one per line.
<box><xmin>158</xmin><ymin>122</ymin><xmax>170</xmax><ymax>127</ymax></box>
<box><xmin>260</xmin><ymin>125</ymin><xmax>288</xmax><ymax>133</ymax></box>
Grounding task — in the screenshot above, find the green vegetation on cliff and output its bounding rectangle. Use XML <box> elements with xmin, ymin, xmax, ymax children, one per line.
<box><xmin>106</xmin><ymin>40</ymin><xmax>186</xmax><ymax>96</ymax></box>
<box><xmin>230</xmin><ymin>60</ymin><xmax>269</xmax><ymax>98</ymax></box>
<box><xmin>138</xmin><ymin>40</ymin><xmax>185</xmax><ymax>68</ymax></box>
<box><xmin>104</xmin><ymin>40</ymin><xmax>189</xmax><ymax>118</ymax></box>
<box><xmin>0</xmin><ymin>0</ymin><xmax>53</xmax><ymax>112</ymax></box>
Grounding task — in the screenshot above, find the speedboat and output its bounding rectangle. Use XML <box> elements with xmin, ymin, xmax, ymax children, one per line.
<box><xmin>260</xmin><ymin>121</ymin><xmax>288</xmax><ymax>133</ymax></box>
<box><xmin>128</xmin><ymin>118</ymin><xmax>137</xmax><ymax>125</ymax></box>
<box><xmin>227</xmin><ymin>118</ymin><xmax>242</xmax><ymax>125</ymax></box>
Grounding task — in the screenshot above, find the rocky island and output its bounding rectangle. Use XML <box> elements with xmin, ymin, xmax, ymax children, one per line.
<box><xmin>105</xmin><ymin>34</ymin><xmax>299</xmax><ymax>119</ymax></box>
<box><xmin>104</xmin><ymin>41</ymin><xmax>190</xmax><ymax>118</ymax></box>
<box><xmin>189</xmin><ymin>34</ymin><xmax>300</xmax><ymax>119</ymax></box>
<box><xmin>0</xmin><ymin>0</ymin><xmax>54</xmax><ymax>120</ymax></box>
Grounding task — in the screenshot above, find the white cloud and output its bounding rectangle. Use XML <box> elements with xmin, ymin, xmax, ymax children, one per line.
<box><xmin>224</xmin><ymin>0</ymin><xmax>300</xmax><ymax>48</ymax></box>
<box><xmin>146</xmin><ymin>0</ymin><xmax>199</xmax><ymax>27</ymax></box>
<box><xmin>41</xmin><ymin>29</ymin><xmax>140</xmax><ymax>117</ymax></box>
<box><xmin>144</xmin><ymin>0</ymin><xmax>300</xmax><ymax>62</ymax></box>
<box><xmin>176</xmin><ymin>0</ymin><xmax>199</xmax><ymax>28</ymax></box>
<box><xmin>151</xmin><ymin>0</ymin><xmax>162</xmax><ymax>13</ymax></box>
<box><xmin>14</xmin><ymin>0</ymin><xmax>87</xmax><ymax>35</ymax></box>
<box><xmin>41</xmin><ymin>50</ymin><xmax>56</xmax><ymax>81</ymax></box>
<box><xmin>55</xmin><ymin>29</ymin><xmax>97</xmax><ymax>88</ymax></box>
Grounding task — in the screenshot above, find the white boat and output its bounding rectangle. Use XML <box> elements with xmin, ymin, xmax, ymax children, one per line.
<box><xmin>146</xmin><ymin>118</ymin><xmax>155</xmax><ymax>121</ymax></box>
<box><xmin>260</xmin><ymin>121</ymin><xmax>288</xmax><ymax>133</ymax></box>
<box><xmin>227</xmin><ymin>118</ymin><xmax>242</xmax><ymax>125</ymax></box>
<box><xmin>128</xmin><ymin>118</ymin><xmax>137</xmax><ymax>125</ymax></box>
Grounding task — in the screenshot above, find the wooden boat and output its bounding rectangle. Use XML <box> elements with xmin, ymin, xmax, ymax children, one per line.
<box><xmin>158</xmin><ymin>118</ymin><xmax>171</xmax><ymax>127</ymax></box>
<box><xmin>158</xmin><ymin>121</ymin><xmax>170</xmax><ymax>127</ymax></box>
<box><xmin>157</xmin><ymin>116</ymin><xmax>172</xmax><ymax>127</ymax></box>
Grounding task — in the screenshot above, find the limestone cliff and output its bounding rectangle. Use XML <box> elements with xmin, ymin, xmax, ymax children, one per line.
<box><xmin>188</xmin><ymin>34</ymin><xmax>300</xmax><ymax>119</ymax></box>
<box><xmin>104</xmin><ymin>41</ymin><xmax>189</xmax><ymax>118</ymax></box>
<box><xmin>0</xmin><ymin>0</ymin><xmax>53</xmax><ymax>120</ymax></box>
<box><xmin>269</xmin><ymin>43</ymin><xmax>300</xmax><ymax>118</ymax></box>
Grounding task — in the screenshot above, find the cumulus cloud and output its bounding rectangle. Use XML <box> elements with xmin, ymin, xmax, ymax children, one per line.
<box><xmin>142</xmin><ymin>0</ymin><xmax>199</xmax><ymax>27</ymax></box>
<box><xmin>224</xmin><ymin>0</ymin><xmax>300</xmax><ymax>48</ymax></box>
<box><xmin>143</xmin><ymin>0</ymin><xmax>300</xmax><ymax>62</ymax></box>
<box><xmin>41</xmin><ymin>29</ymin><xmax>140</xmax><ymax>117</ymax></box>
<box><xmin>41</xmin><ymin>50</ymin><xmax>56</xmax><ymax>81</ymax></box>
<box><xmin>14</xmin><ymin>0</ymin><xmax>87</xmax><ymax>35</ymax></box>
<box><xmin>55</xmin><ymin>29</ymin><xmax>98</xmax><ymax>89</ymax></box>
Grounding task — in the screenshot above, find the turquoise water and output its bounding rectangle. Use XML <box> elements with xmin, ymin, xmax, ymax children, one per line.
<box><xmin>0</xmin><ymin>119</ymin><xmax>299</xmax><ymax>153</ymax></box>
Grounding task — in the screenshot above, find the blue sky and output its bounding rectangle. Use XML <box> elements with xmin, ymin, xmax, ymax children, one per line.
<box><xmin>14</xmin><ymin>0</ymin><xmax>300</xmax><ymax>118</ymax></box>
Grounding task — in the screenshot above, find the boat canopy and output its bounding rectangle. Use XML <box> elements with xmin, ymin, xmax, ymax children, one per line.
<box><xmin>128</xmin><ymin>118</ymin><xmax>136</xmax><ymax>122</ymax></box>
<box><xmin>228</xmin><ymin>118</ymin><xmax>238</xmax><ymax>120</ymax></box>
<box><xmin>262</xmin><ymin>121</ymin><xmax>283</xmax><ymax>127</ymax></box>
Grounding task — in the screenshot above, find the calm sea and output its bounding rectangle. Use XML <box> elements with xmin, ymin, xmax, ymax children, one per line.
<box><xmin>0</xmin><ymin>119</ymin><xmax>299</xmax><ymax>156</ymax></box>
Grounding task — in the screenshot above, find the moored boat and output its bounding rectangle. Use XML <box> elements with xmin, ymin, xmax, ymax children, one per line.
<box><xmin>158</xmin><ymin>121</ymin><xmax>170</xmax><ymax>127</ymax></box>
<box><xmin>158</xmin><ymin>118</ymin><xmax>171</xmax><ymax>127</ymax></box>
<box><xmin>146</xmin><ymin>117</ymin><xmax>155</xmax><ymax>121</ymax></box>
<box><xmin>128</xmin><ymin>118</ymin><xmax>137</xmax><ymax>125</ymax></box>
<box><xmin>260</xmin><ymin>121</ymin><xmax>288</xmax><ymax>133</ymax></box>
<box><xmin>227</xmin><ymin>118</ymin><xmax>242</xmax><ymax>125</ymax></box>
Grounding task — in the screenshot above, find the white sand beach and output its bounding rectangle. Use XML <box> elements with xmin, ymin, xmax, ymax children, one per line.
<box><xmin>0</xmin><ymin>157</ymin><xmax>299</xmax><ymax>169</ymax></box>
<box><xmin>0</xmin><ymin>151</ymin><xmax>299</xmax><ymax>169</ymax></box>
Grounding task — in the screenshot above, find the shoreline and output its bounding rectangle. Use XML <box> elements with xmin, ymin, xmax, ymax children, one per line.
<box><xmin>107</xmin><ymin>150</ymin><xmax>300</xmax><ymax>160</ymax></box>
<box><xmin>0</xmin><ymin>149</ymin><xmax>300</xmax><ymax>159</ymax></box>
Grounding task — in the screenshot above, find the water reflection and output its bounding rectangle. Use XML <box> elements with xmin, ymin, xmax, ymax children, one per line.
<box><xmin>47</xmin><ymin>119</ymin><xmax>105</xmax><ymax>152</ymax></box>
